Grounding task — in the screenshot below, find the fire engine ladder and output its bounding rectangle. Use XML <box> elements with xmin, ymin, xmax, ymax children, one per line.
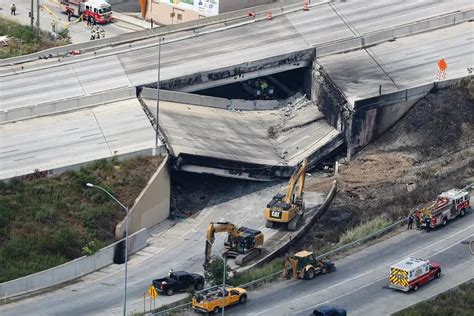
<box><xmin>420</xmin><ymin>197</ymin><xmax>449</xmax><ymax>218</ymax></box>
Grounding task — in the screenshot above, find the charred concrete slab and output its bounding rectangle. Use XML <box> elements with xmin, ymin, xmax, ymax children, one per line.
<box><xmin>153</xmin><ymin>50</ymin><xmax>314</xmax><ymax>93</ymax></box>
<box><xmin>313</xmin><ymin>23</ymin><xmax>474</xmax><ymax>158</ymax></box>
<box><xmin>141</xmin><ymin>91</ymin><xmax>343</xmax><ymax>180</ymax></box>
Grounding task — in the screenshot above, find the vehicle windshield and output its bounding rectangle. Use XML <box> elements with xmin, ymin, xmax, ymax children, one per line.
<box><xmin>99</xmin><ymin>6</ymin><xmax>111</xmax><ymax>14</ymax></box>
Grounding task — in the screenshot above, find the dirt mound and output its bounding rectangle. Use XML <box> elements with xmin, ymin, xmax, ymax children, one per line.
<box><xmin>300</xmin><ymin>85</ymin><xmax>474</xmax><ymax>252</ymax></box>
<box><xmin>370</xmin><ymin>86</ymin><xmax>474</xmax><ymax>159</ymax></box>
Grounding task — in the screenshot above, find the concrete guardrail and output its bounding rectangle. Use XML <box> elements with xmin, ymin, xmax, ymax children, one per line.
<box><xmin>0</xmin><ymin>228</ymin><xmax>148</xmax><ymax>299</ymax></box>
<box><xmin>0</xmin><ymin>0</ymin><xmax>310</xmax><ymax>66</ymax></box>
<box><xmin>0</xmin><ymin>86</ymin><xmax>136</xmax><ymax>124</ymax></box>
<box><xmin>316</xmin><ymin>9</ymin><xmax>474</xmax><ymax>58</ymax></box>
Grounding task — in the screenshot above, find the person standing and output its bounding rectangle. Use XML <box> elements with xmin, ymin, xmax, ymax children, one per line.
<box><xmin>11</xmin><ymin>3</ymin><xmax>16</xmax><ymax>15</ymax></box>
<box><xmin>407</xmin><ymin>214</ymin><xmax>414</xmax><ymax>230</ymax></box>
<box><xmin>87</xmin><ymin>15</ymin><xmax>92</xmax><ymax>27</ymax></box>
<box><xmin>424</xmin><ymin>217</ymin><xmax>431</xmax><ymax>233</ymax></box>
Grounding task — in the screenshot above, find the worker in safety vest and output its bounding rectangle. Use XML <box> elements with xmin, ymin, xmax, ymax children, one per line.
<box><xmin>407</xmin><ymin>214</ymin><xmax>414</xmax><ymax>230</ymax></box>
<box><xmin>424</xmin><ymin>217</ymin><xmax>431</xmax><ymax>232</ymax></box>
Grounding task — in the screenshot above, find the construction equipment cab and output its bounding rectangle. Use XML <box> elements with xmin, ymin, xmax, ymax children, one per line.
<box><xmin>60</xmin><ymin>0</ymin><xmax>112</xmax><ymax>24</ymax></box>
<box><xmin>389</xmin><ymin>257</ymin><xmax>441</xmax><ymax>292</ymax></box>
<box><xmin>264</xmin><ymin>159</ymin><xmax>308</xmax><ymax>231</ymax></box>
<box><xmin>283</xmin><ymin>250</ymin><xmax>335</xmax><ymax>280</ymax></box>
<box><xmin>204</xmin><ymin>222</ymin><xmax>264</xmax><ymax>269</ymax></box>
<box><xmin>415</xmin><ymin>188</ymin><xmax>470</xmax><ymax>229</ymax></box>
<box><xmin>192</xmin><ymin>286</ymin><xmax>247</xmax><ymax>314</ymax></box>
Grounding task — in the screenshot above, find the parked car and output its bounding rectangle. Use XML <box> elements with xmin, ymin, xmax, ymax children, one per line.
<box><xmin>192</xmin><ymin>286</ymin><xmax>247</xmax><ymax>314</ymax></box>
<box><xmin>152</xmin><ymin>270</ymin><xmax>205</xmax><ymax>296</ymax></box>
<box><xmin>313</xmin><ymin>306</ymin><xmax>347</xmax><ymax>316</ymax></box>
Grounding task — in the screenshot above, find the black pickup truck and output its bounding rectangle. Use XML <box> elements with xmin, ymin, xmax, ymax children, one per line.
<box><xmin>152</xmin><ymin>271</ymin><xmax>205</xmax><ymax>296</ymax></box>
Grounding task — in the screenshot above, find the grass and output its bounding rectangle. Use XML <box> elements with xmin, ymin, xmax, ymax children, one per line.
<box><xmin>393</xmin><ymin>280</ymin><xmax>474</xmax><ymax>316</ymax></box>
<box><xmin>0</xmin><ymin>17</ymin><xmax>69</xmax><ymax>58</ymax></box>
<box><xmin>0</xmin><ymin>156</ymin><xmax>162</xmax><ymax>282</ymax></box>
<box><xmin>336</xmin><ymin>215</ymin><xmax>392</xmax><ymax>247</ymax></box>
<box><xmin>231</xmin><ymin>258</ymin><xmax>284</xmax><ymax>288</ymax></box>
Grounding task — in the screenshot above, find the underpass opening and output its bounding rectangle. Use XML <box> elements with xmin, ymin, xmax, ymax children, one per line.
<box><xmin>192</xmin><ymin>67</ymin><xmax>311</xmax><ymax>101</ymax></box>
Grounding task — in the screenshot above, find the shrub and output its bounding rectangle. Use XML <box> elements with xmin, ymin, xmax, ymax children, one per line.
<box><xmin>337</xmin><ymin>216</ymin><xmax>392</xmax><ymax>247</ymax></box>
<box><xmin>204</xmin><ymin>257</ymin><xmax>231</xmax><ymax>286</ymax></box>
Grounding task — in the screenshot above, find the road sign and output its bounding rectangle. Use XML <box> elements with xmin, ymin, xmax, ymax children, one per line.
<box><xmin>148</xmin><ymin>285</ymin><xmax>158</xmax><ymax>299</ymax></box>
<box><xmin>437</xmin><ymin>59</ymin><xmax>447</xmax><ymax>72</ymax></box>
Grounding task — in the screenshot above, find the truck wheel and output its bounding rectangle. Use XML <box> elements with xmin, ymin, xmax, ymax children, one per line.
<box><xmin>195</xmin><ymin>282</ymin><xmax>204</xmax><ymax>291</ymax></box>
<box><xmin>166</xmin><ymin>288</ymin><xmax>173</xmax><ymax>296</ymax></box>
<box><xmin>442</xmin><ymin>218</ymin><xmax>447</xmax><ymax>226</ymax></box>
<box><xmin>412</xmin><ymin>284</ymin><xmax>419</xmax><ymax>292</ymax></box>
<box><xmin>436</xmin><ymin>270</ymin><xmax>441</xmax><ymax>278</ymax></box>
<box><xmin>305</xmin><ymin>268</ymin><xmax>315</xmax><ymax>280</ymax></box>
<box><xmin>213</xmin><ymin>307</ymin><xmax>220</xmax><ymax>314</ymax></box>
<box><xmin>239</xmin><ymin>294</ymin><xmax>247</xmax><ymax>304</ymax></box>
<box><xmin>460</xmin><ymin>208</ymin><xmax>465</xmax><ymax>217</ymax></box>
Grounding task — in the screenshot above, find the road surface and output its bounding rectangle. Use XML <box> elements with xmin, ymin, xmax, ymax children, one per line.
<box><xmin>0</xmin><ymin>97</ymin><xmax>156</xmax><ymax>179</ymax></box>
<box><xmin>0</xmin><ymin>179</ymin><xmax>326</xmax><ymax>315</ymax></box>
<box><xmin>230</xmin><ymin>211</ymin><xmax>474</xmax><ymax>315</ymax></box>
<box><xmin>2</xmin><ymin>1</ymin><xmax>472</xmax><ymax>112</ymax></box>
<box><xmin>0</xmin><ymin>0</ymin><xmax>134</xmax><ymax>43</ymax></box>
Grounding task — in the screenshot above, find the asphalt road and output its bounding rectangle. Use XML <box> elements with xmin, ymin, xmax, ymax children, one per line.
<box><xmin>0</xmin><ymin>0</ymin><xmax>132</xmax><ymax>43</ymax></box>
<box><xmin>0</xmin><ymin>180</ymin><xmax>326</xmax><ymax>315</ymax></box>
<box><xmin>318</xmin><ymin>22</ymin><xmax>474</xmax><ymax>102</ymax></box>
<box><xmin>2</xmin><ymin>1</ymin><xmax>472</xmax><ymax>112</ymax></box>
<box><xmin>229</xmin><ymin>211</ymin><xmax>474</xmax><ymax>316</ymax></box>
<box><xmin>0</xmin><ymin>98</ymin><xmax>156</xmax><ymax>179</ymax></box>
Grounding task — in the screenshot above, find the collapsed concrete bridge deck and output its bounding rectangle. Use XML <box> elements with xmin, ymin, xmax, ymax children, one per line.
<box><xmin>141</xmin><ymin>88</ymin><xmax>344</xmax><ymax>180</ymax></box>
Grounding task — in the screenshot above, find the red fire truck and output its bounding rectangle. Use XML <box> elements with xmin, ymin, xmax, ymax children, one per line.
<box><xmin>60</xmin><ymin>0</ymin><xmax>112</xmax><ymax>24</ymax></box>
<box><xmin>415</xmin><ymin>188</ymin><xmax>470</xmax><ymax>229</ymax></box>
<box><xmin>389</xmin><ymin>257</ymin><xmax>441</xmax><ymax>292</ymax></box>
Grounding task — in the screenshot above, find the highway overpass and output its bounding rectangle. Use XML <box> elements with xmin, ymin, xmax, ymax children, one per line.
<box><xmin>1</xmin><ymin>0</ymin><xmax>472</xmax><ymax>116</ymax></box>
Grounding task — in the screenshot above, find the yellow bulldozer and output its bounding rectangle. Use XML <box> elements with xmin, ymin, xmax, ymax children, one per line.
<box><xmin>264</xmin><ymin>159</ymin><xmax>308</xmax><ymax>231</ymax></box>
<box><xmin>282</xmin><ymin>250</ymin><xmax>335</xmax><ymax>280</ymax></box>
<box><xmin>204</xmin><ymin>222</ymin><xmax>264</xmax><ymax>269</ymax></box>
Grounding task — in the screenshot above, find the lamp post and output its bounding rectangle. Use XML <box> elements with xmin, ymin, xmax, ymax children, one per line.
<box><xmin>154</xmin><ymin>36</ymin><xmax>163</xmax><ymax>156</ymax></box>
<box><xmin>86</xmin><ymin>183</ymin><xmax>129</xmax><ymax>316</ymax></box>
<box><xmin>206</xmin><ymin>240</ymin><xmax>227</xmax><ymax>315</ymax></box>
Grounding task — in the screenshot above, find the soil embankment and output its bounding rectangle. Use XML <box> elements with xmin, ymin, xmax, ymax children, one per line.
<box><xmin>300</xmin><ymin>86</ymin><xmax>474</xmax><ymax>250</ymax></box>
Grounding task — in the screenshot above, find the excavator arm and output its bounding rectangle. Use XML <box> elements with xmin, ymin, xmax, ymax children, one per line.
<box><xmin>284</xmin><ymin>159</ymin><xmax>308</xmax><ymax>204</ymax></box>
<box><xmin>204</xmin><ymin>222</ymin><xmax>238</xmax><ymax>269</ymax></box>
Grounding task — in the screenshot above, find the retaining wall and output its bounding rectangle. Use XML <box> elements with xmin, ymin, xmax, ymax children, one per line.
<box><xmin>347</xmin><ymin>76</ymin><xmax>473</xmax><ymax>157</ymax></box>
<box><xmin>245</xmin><ymin>180</ymin><xmax>337</xmax><ymax>270</ymax></box>
<box><xmin>116</xmin><ymin>156</ymin><xmax>171</xmax><ymax>237</ymax></box>
<box><xmin>0</xmin><ymin>228</ymin><xmax>147</xmax><ymax>299</ymax></box>
<box><xmin>0</xmin><ymin>87</ymin><xmax>136</xmax><ymax>124</ymax></box>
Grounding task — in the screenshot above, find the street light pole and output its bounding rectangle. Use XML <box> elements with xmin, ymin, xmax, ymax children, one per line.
<box><xmin>86</xmin><ymin>183</ymin><xmax>129</xmax><ymax>316</ymax></box>
<box><xmin>206</xmin><ymin>240</ymin><xmax>226</xmax><ymax>315</ymax></box>
<box><xmin>154</xmin><ymin>36</ymin><xmax>162</xmax><ymax>156</ymax></box>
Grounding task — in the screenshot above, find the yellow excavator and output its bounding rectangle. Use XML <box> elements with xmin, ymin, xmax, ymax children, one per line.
<box><xmin>204</xmin><ymin>222</ymin><xmax>264</xmax><ymax>270</ymax></box>
<box><xmin>264</xmin><ymin>159</ymin><xmax>308</xmax><ymax>231</ymax></box>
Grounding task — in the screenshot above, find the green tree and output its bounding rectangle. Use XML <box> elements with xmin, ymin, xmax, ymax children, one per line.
<box><xmin>204</xmin><ymin>256</ymin><xmax>231</xmax><ymax>286</ymax></box>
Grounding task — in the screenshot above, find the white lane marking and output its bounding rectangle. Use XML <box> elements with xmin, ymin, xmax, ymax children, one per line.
<box><xmin>252</xmin><ymin>225</ymin><xmax>473</xmax><ymax>315</ymax></box>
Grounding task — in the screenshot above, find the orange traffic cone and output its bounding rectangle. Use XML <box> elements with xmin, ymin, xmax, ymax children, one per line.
<box><xmin>303</xmin><ymin>0</ymin><xmax>309</xmax><ymax>11</ymax></box>
<box><xmin>267</xmin><ymin>11</ymin><xmax>272</xmax><ymax>20</ymax></box>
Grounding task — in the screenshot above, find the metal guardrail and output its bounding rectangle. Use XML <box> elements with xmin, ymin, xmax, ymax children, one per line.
<box><xmin>152</xmin><ymin>184</ymin><xmax>474</xmax><ymax>315</ymax></box>
<box><xmin>152</xmin><ymin>218</ymin><xmax>407</xmax><ymax>315</ymax></box>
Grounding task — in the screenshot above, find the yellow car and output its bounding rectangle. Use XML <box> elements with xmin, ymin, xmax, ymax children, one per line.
<box><xmin>192</xmin><ymin>286</ymin><xmax>247</xmax><ymax>314</ymax></box>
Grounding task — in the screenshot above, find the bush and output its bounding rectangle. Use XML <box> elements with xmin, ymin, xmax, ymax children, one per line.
<box><xmin>204</xmin><ymin>257</ymin><xmax>231</xmax><ymax>286</ymax></box>
<box><xmin>81</xmin><ymin>239</ymin><xmax>101</xmax><ymax>256</ymax></box>
<box><xmin>337</xmin><ymin>215</ymin><xmax>392</xmax><ymax>247</ymax></box>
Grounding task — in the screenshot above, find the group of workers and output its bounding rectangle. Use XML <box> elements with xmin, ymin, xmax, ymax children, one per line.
<box><xmin>407</xmin><ymin>210</ymin><xmax>432</xmax><ymax>232</ymax></box>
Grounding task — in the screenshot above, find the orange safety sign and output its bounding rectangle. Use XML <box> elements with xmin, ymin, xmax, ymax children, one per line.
<box><xmin>147</xmin><ymin>285</ymin><xmax>158</xmax><ymax>299</ymax></box>
<box><xmin>437</xmin><ymin>59</ymin><xmax>447</xmax><ymax>72</ymax></box>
